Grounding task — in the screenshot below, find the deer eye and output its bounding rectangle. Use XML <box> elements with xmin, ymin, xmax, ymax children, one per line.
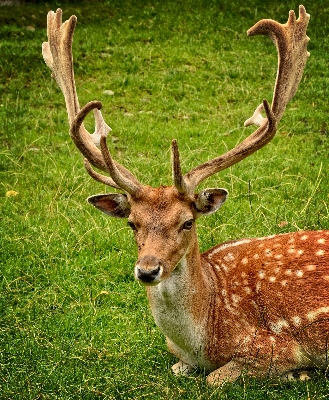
<box><xmin>128</xmin><ymin>221</ymin><xmax>137</xmax><ymax>231</ymax></box>
<box><xmin>182</xmin><ymin>219</ymin><xmax>194</xmax><ymax>230</ymax></box>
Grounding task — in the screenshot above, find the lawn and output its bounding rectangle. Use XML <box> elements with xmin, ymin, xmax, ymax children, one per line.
<box><xmin>1</xmin><ymin>0</ymin><xmax>329</xmax><ymax>398</ymax></box>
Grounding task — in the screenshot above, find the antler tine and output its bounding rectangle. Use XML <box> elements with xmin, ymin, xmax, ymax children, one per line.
<box><xmin>183</xmin><ymin>100</ymin><xmax>276</xmax><ymax>192</ymax></box>
<box><xmin>71</xmin><ymin>101</ymin><xmax>143</xmax><ymax>196</ymax></box>
<box><xmin>180</xmin><ymin>5</ymin><xmax>309</xmax><ymax>194</ymax></box>
<box><xmin>42</xmin><ymin>9</ymin><xmax>79</xmax><ymax>126</ymax></box>
<box><xmin>171</xmin><ymin>140</ymin><xmax>189</xmax><ymax>195</ymax></box>
<box><xmin>247</xmin><ymin>4</ymin><xmax>310</xmax><ymax>124</ymax></box>
<box><xmin>43</xmin><ymin>8</ymin><xmax>143</xmax><ymax>192</ymax></box>
<box><xmin>84</xmin><ymin>159</ymin><xmax>121</xmax><ymax>190</ymax></box>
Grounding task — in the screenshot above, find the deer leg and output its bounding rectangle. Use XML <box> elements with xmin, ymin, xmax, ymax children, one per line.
<box><xmin>206</xmin><ymin>360</ymin><xmax>244</xmax><ymax>385</ymax></box>
<box><xmin>171</xmin><ymin>360</ymin><xmax>196</xmax><ymax>376</ymax></box>
<box><xmin>207</xmin><ymin>331</ymin><xmax>305</xmax><ymax>386</ymax></box>
<box><xmin>166</xmin><ymin>337</ymin><xmax>197</xmax><ymax>376</ymax></box>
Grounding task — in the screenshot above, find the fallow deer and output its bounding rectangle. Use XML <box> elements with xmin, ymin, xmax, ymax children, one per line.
<box><xmin>42</xmin><ymin>6</ymin><xmax>329</xmax><ymax>385</ymax></box>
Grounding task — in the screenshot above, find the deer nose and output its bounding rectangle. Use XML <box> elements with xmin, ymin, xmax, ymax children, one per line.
<box><xmin>135</xmin><ymin>256</ymin><xmax>162</xmax><ymax>284</ymax></box>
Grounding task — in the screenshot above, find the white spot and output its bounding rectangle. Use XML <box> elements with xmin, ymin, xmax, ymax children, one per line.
<box><xmin>241</xmin><ymin>257</ymin><xmax>248</xmax><ymax>265</ymax></box>
<box><xmin>269</xmin><ymin>276</ymin><xmax>276</xmax><ymax>282</ymax></box>
<box><xmin>258</xmin><ymin>243</ymin><xmax>265</xmax><ymax>248</ymax></box>
<box><xmin>258</xmin><ymin>270</ymin><xmax>265</xmax><ymax>279</ymax></box>
<box><xmin>256</xmin><ymin>281</ymin><xmax>261</xmax><ymax>292</ymax></box>
<box><xmin>224</xmin><ymin>253</ymin><xmax>235</xmax><ymax>262</ymax></box>
<box><xmin>253</xmin><ymin>253</ymin><xmax>260</xmax><ymax>259</ymax></box>
<box><xmin>297</xmin><ymin>249</ymin><xmax>304</xmax><ymax>256</ymax></box>
<box><xmin>307</xmin><ymin>307</ymin><xmax>329</xmax><ymax>322</ymax></box>
<box><xmin>231</xmin><ymin>294</ymin><xmax>241</xmax><ymax>304</ymax></box>
<box><xmin>316</xmin><ymin>249</ymin><xmax>325</xmax><ymax>256</ymax></box>
<box><xmin>222</xmin><ymin>289</ymin><xmax>227</xmax><ymax>297</ymax></box>
<box><xmin>281</xmin><ymin>280</ymin><xmax>287</xmax><ymax>286</ymax></box>
<box><xmin>296</xmin><ymin>270</ymin><xmax>304</xmax><ymax>278</ymax></box>
<box><xmin>288</xmin><ymin>238</ymin><xmax>295</xmax><ymax>244</ymax></box>
<box><xmin>221</xmin><ymin>263</ymin><xmax>228</xmax><ymax>272</ymax></box>
<box><xmin>273</xmin><ymin>243</ymin><xmax>282</xmax><ymax>248</ymax></box>
<box><xmin>274</xmin><ymin>267</ymin><xmax>281</xmax><ymax>274</ymax></box>
<box><xmin>215</xmin><ymin>265</ymin><xmax>220</xmax><ymax>270</ymax></box>
<box><xmin>241</xmin><ymin>272</ymin><xmax>247</xmax><ymax>278</ymax></box>
<box><xmin>292</xmin><ymin>316</ymin><xmax>301</xmax><ymax>327</ymax></box>
<box><xmin>306</xmin><ymin>264</ymin><xmax>316</xmax><ymax>271</ymax></box>
<box><xmin>323</xmin><ymin>275</ymin><xmax>329</xmax><ymax>281</ymax></box>
<box><xmin>285</xmin><ymin>269</ymin><xmax>292</xmax><ymax>276</ymax></box>
<box><xmin>274</xmin><ymin>254</ymin><xmax>283</xmax><ymax>259</ymax></box>
<box><xmin>269</xmin><ymin>319</ymin><xmax>289</xmax><ymax>334</ymax></box>
<box><xmin>270</xmin><ymin>336</ymin><xmax>276</xmax><ymax>343</ymax></box>
<box><xmin>318</xmin><ymin>238</ymin><xmax>326</xmax><ymax>244</ymax></box>
<box><xmin>244</xmin><ymin>287</ymin><xmax>251</xmax><ymax>294</ymax></box>
<box><xmin>288</xmin><ymin>248</ymin><xmax>296</xmax><ymax>254</ymax></box>
<box><xmin>300</xmin><ymin>235</ymin><xmax>308</xmax><ymax>241</ymax></box>
<box><xmin>225</xmin><ymin>304</ymin><xmax>239</xmax><ymax>315</ymax></box>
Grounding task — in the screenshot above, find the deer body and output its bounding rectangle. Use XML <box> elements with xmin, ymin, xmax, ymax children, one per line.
<box><xmin>132</xmin><ymin>187</ymin><xmax>329</xmax><ymax>382</ymax></box>
<box><xmin>41</xmin><ymin>5</ymin><xmax>324</xmax><ymax>384</ymax></box>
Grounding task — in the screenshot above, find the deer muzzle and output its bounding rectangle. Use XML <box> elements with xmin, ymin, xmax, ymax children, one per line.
<box><xmin>135</xmin><ymin>255</ymin><xmax>163</xmax><ymax>285</ymax></box>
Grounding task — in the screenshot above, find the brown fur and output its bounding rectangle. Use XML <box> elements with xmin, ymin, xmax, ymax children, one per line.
<box><xmin>130</xmin><ymin>188</ymin><xmax>329</xmax><ymax>383</ymax></box>
<box><xmin>201</xmin><ymin>231</ymin><xmax>329</xmax><ymax>380</ymax></box>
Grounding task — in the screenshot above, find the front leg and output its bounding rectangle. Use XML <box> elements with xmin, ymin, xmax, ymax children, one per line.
<box><xmin>166</xmin><ymin>337</ymin><xmax>197</xmax><ymax>376</ymax></box>
<box><xmin>172</xmin><ymin>360</ymin><xmax>196</xmax><ymax>376</ymax></box>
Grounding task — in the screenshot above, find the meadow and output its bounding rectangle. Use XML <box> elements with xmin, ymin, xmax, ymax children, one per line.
<box><xmin>1</xmin><ymin>0</ymin><xmax>329</xmax><ymax>398</ymax></box>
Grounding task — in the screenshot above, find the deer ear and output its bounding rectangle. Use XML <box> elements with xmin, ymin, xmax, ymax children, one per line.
<box><xmin>87</xmin><ymin>194</ymin><xmax>131</xmax><ymax>218</ymax></box>
<box><xmin>194</xmin><ymin>188</ymin><xmax>228</xmax><ymax>217</ymax></box>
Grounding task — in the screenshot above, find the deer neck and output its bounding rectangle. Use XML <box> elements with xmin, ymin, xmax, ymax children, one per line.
<box><xmin>146</xmin><ymin>232</ymin><xmax>204</xmax><ymax>302</ymax></box>
<box><xmin>147</xmin><ymin>235</ymin><xmax>205</xmax><ymax>319</ymax></box>
<box><xmin>144</xmin><ymin>233</ymin><xmax>217</xmax><ymax>368</ymax></box>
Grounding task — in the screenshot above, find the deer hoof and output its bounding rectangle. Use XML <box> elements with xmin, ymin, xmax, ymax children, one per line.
<box><xmin>172</xmin><ymin>360</ymin><xmax>194</xmax><ymax>376</ymax></box>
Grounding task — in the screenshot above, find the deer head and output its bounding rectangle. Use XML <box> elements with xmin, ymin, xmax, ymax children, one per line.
<box><xmin>42</xmin><ymin>6</ymin><xmax>310</xmax><ymax>285</ymax></box>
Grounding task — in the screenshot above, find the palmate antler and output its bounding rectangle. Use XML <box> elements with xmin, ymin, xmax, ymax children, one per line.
<box><xmin>43</xmin><ymin>6</ymin><xmax>310</xmax><ymax>197</ymax></box>
<box><xmin>174</xmin><ymin>5</ymin><xmax>310</xmax><ymax>194</ymax></box>
<box><xmin>42</xmin><ymin>9</ymin><xmax>142</xmax><ymax>195</ymax></box>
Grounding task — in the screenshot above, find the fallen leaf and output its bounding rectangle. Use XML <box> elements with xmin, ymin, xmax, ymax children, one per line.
<box><xmin>278</xmin><ymin>221</ymin><xmax>288</xmax><ymax>228</ymax></box>
<box><xmin>6</xmin><ymin>190</ymin><xmax>18</xmax><ymax>197</ymax></box>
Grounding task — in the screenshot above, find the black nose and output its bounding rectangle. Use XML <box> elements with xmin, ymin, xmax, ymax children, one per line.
<box><xmin>136</xmin><ymin>255</ymin><xmax>162</xmax><ymax>283</ymax></box>
<box><xmin>136</xmin><ymin>265</ymin><xmax>161</xmax><ymax>283</ymax></box>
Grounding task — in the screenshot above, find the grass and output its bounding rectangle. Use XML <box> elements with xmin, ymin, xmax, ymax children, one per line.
<box><xmin>1</xmin><ymin>0</ymin><xmax>329</xmax><ymax>398</ymax></box>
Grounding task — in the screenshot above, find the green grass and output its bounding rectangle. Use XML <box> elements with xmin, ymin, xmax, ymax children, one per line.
<box><xmin>1</xmin><ymin>0</ymin><xmax>329</xmax><ymax>398</ymax></box>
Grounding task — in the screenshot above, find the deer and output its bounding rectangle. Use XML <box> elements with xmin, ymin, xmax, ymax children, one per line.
<box><xmin>42</xmin><ymin>6</ymin><xmax>329</xmax><ymax>385</ymax></box>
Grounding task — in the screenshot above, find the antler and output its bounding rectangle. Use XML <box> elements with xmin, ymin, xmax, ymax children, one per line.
<box><xmin>42</xmin><ymin>9</ymin><xmax>142</xmax><ymax>195</ymax></box>
<box><xmin>174</xmin><ymin>5</ymin><xmax>310</xmax><ymax>194</ymax></box>
<box><xmin>43</xmin><ymin>7</ymin><xmax>309</xmax><ymax>197</ymax></box>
